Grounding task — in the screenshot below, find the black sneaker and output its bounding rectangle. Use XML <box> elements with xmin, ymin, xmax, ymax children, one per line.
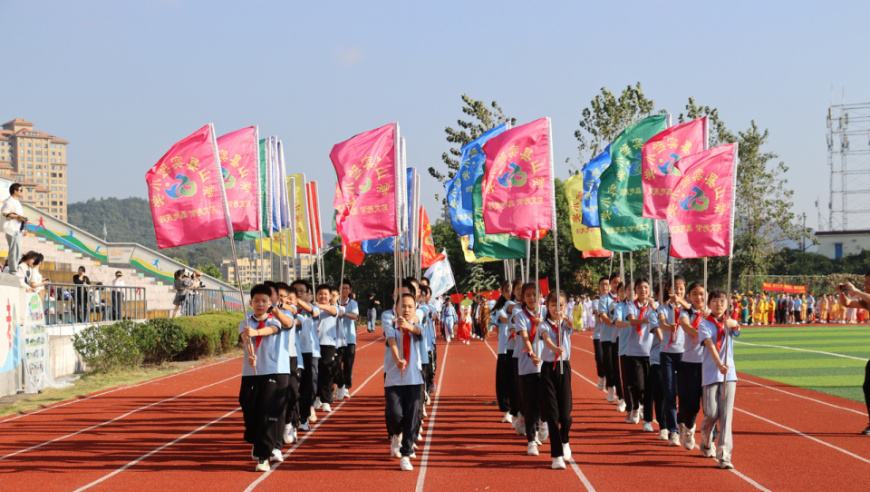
<box><xmin>862</xmin><ymin>424</ymin><xmax>870</xmax><ymax>435</ymax></box>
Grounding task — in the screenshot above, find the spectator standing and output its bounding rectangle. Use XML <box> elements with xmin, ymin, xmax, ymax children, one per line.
<box><xmin>111</xmin><ymin>271</ymin><xmax>126</xmax><ymax>320</ymax></box>
<box><xmin>2</xmin><ymin>183</ymin><xmax>26</xmax><ymax>275</ymax></box>
<box><xmin>73</xmin><ymin>266</ymin><xmax>91</xmax><ymax>323</ymax></box>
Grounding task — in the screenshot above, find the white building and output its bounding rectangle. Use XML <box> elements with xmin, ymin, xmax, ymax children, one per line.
<box><xmin>814</xmin><ymin>230</ymin><xmax>870</xmax><ymax>259</ymax></box>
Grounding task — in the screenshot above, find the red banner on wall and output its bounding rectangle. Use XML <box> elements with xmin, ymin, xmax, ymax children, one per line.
<box><xmin>762</xmin><ymin>282</ymin><xmax>807</xmax><ymax>294</ymax></box>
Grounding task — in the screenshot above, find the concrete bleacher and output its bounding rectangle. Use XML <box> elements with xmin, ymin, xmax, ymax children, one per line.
<box><xmin>19</xmin><ymin>234</ymin><xmax>176</xmax><ymax>318</ymax></box>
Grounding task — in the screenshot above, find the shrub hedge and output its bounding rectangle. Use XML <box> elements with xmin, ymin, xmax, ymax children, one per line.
<box><xmin>72</xmin><ymin>311</ymin><xmax>245</xmax><ymax>372</ymax></box>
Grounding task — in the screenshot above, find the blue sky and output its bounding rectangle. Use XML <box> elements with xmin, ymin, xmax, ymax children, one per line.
<box><xmin>2</xmin><ymin>0</ymin><xmax>869</xmax><ymax>236</ymax></box>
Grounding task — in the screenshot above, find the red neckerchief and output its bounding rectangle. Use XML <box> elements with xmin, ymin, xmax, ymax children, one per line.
<box><xmin>546</xmin><ymin>317</ymin><xmax>561</xmax><ymax>369</ymax></box>
<box><xmin>341</xmin><ymin>297</ymin><xmax>350</xmax><ymax>307</ymax></box>
<box><xmin>394</xmin><ymin>311</ymin><xmax>411</xmax><ymax>362</ymax></box>
<box><xmin>521</xmin><ymin>306</ymin><xmax>537</xmax><ymax>352</ymax></box>
<box><xmin>634</xmin><ymin>300</ymin><xmax>650</xmax><ymax>336</ymax></box>
<box><xmin>665</xmin><ymin>304</ymin><xmax>681</xmax><ymax>348</ymax></box>
<box><xmin>707</xmin><ymin>314</ymin><xmax>726</xmax><ymax>351</ymax></box>
<box><xmin>252</xmin><ymin>316</ymin><xmax>266</xmax><ymax>351</ymax></box>
<box><xmin>690</xmin><ymin>309</ymin><xmax>703</xmax><ymax>345</ymax></box>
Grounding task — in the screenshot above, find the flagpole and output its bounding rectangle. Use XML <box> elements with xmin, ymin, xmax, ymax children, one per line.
<box><xmin>525</xmin><ymin>239</ymin><xmax>531</xmax><ymax>283</ymax></box>
<box><xmin>655</xmin><ymin>220</ymin><xmax>664</xmax><ymax>305</ymax></box>
<box><xmin>619</xmin><ymin>252</ymin><xmax>624</xmax><ymax>283</ymax></box>
<box><xmin>723</xmin><ymin>253</ymin><xmax>733</xmax><ymax>402</ymax></box>
<box><xmin>609</xmin><ymin>254</ymin><xmax>614</xmax><ymax>277</ymax></box>
<box><xmin>629</xmin><ymin>251</ymin><xmax>634</xmax><ymax>286</ymax></box>
<box><xmin>703</xmin><ymin>257</ymin><xmax>708</xmax><ymax>301</ymax></box>
<box><xmin>339</xmin><ymin>245</ymin><xmax>346</xmax><ymax>292</ymax></box>
<box><xmin>259</xmin><ymin>229</ymin><xmax>265</xmax><ymax>281</ymax></box>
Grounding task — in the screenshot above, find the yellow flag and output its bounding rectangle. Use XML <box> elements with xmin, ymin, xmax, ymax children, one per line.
<box><xmin>460</xmin><ymin>235</ymin><xmax>499</xmax><ymax>263</ymax></box>
<box><xmin>255</xmin><ymin>232</ymin><xmax>290</xmax><ymax>255</ymax></box>
<box><xmin>289</xmin><ymin>174</ymin><xmax>310</xmax><ymax>253</ymax></box>
<box><xmin>565</xmin><ymin>174</ymin><xmax>607</xmax><ymax>252</ymax></box>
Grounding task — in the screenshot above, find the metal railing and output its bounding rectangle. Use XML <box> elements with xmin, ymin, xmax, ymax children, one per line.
<box><xmin>43</xmin><ymin>283</ymin><xmax>147</xmax><ymax>325</ymax></box>
<box><xmin>180</xmin><ymin>288</ymin><xmax>245</xmax><ymax>315</ymax></box>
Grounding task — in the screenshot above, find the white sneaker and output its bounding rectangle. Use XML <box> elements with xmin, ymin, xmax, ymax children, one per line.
<box><xmin>502</xmin><ymin>412</ymin><xmax>513</xmax><ymax>423</ymax></box>
<box><xmin>629</xmin><ymin>410</ymin><xmax>640</xmax><ymax>424</ymax></box>
<box><xmin>527</xmin><ymin>442</ymin><xmax>539</xmax><ymax>456</ymax></box>
<box><xmin>422</xmin><ymin>406</ymin><xmax>428</xmax><ymax>418</ymax></box>
<box><xmin>597</xmin><ymin>376</ymin><xmax>605</xmax><ymax>390</ymax></box>
<box><xmin>412</xmin><ymin>442</ymin><xmax>418</xmax><ymax>450</ymax></box>
<box><xmin>616</xmin><ymin>398</ymin><xmax>626</xmax><ymax>413</ymax></box>
<box><xmin>400</xmin><ymin>456</ymin><xmax>413</xmax><ymax>471</ymax></box>
<box><xmin>321</xmin><ymin>403</ymin><xmax>332</xmax><ymax>413</ymax></box>
<box><xmin>539</xmin><ymin>422</ymin><xmax>549</xmax><ymax>442</ymax></box>
<box><xmin>552</xmin><ymin>456</ymin><xmax>566</xmax><ymax>469</ymax></box>
<box><xmin>700</xmin><ymin>434</ymin><xmax>715</xmax><ymax>457</ymax></box>
<box><xmin>308</xmin><ymin>407</ymin><xmax>317</xmax><ymax>423</ymax></box>
<box><xmin>642</xmin><ymin>421</ymin><xmax>654</xmax><ymax>432</ymax></box>
<box><xmin>270</xmin><ymin>448</ymin><xmax>284</xmax><ymax>462</ymax></box>
<box><xmin>424</xmin><ymin>392</ymin><xmax>431</xmax><ymax>405</ymax></box>
<box><xmin>719</xmin><ymin>459</ymin><xmax>734</xmax><ymax>469</ymax></box>
<box><xmin>658</xmin><ymin>429</ymin><xmax>669</xmax><ymax>440</ymax></box>
<box><xmin>534</xmin><ymin>432</ymin><xmax>542</xmax><ymax>446</ymax></box>
<box><xmin>283</xmin><ymin>426</ymin><xmax>294</xmax><ymax>444</ymax></box>
<box><xmin>335</xmin><ymin>387</ymin><xmax>346</xmax><ymax>400</ymax></box>
<box><xmin>684</xmin><ymin>425</ymin><xmax>696</xmax><ymax>450</ymax></box>
<box><xmin>606</xmin><ymin>387</ymin><xmax>615</xmax><ymax>402</ymax></box>
<box><xmin>668</xmin><ymin>431</ymin><xmax>681</xmax><ymax>447</ymax></box>
<box><xmin>255</xmin><ymin>459</ymin><xmax>270</xmax><ymax>472</ymax></box>
<box><xmin>390</xmin><ymin>435</ymin><xmax>402</xmax><ymax>458</ymax></box>
<box><xmin>291</xmin><ymin>427</ymin><xmax>298</xmax><ymax>442</ymax></box>
<box><xmin>314</xmin><ymin>397</ymin><xmax>322</xmax><ymax>410</ymax></box>
<box><xmin>416</xmin><ymin>430</ymin><xmax>422</xmax><ymax>442</ymax></box>
<box><xmin>516</xmin><ymin>415</ymin><xmax>526</xmax><ymax>436</ymax></box>
<box><xmin>299</xmin><ymin>421</ymin><xmax>310</xmax><ymax>432</ymax></box>
<box><xmin>563</xmin><ymin>443</ymin><xmax>572</xmax><ymax>460</ymax></box>
<box><xmin>716</xmin><ymin>445</ymin><xmax>731</xmax><ymax>463</ymax></box>
<box><xmin>343</xmin><ymin>386</ymin><xmax>351</xmax><ymax>400</ymax></box>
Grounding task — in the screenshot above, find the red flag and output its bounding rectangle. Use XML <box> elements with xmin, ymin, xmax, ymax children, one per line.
<box><xmin>344</xmin><ymin>241</ymin><xmax>365</xmax><ymax>266</ymax></box>
<box><xmin>419</xmin><ymin>207</ymin><xmax>445</xmax><ymax>269</ymax></box>
<box><xmin>642</xmin><ymin>117</ymin><xmax>708</xmax><ymax>219</ymax></box>
<box><xmin>582</xmin><ymin>249</ymin><xmax>612</xmax><ymax>258</ymax></box>
<box><xmin>538</xmin><ymin>278</ymin><xmax>550</xmax><ymax>297</ymax></box>
<box><xmin>146</xmin><ymin>124</ymin><xmax>230</xmax><ymax>248</ymax></box>
<box><xmin>330</xmin><ymin>123</ymin><xmax>400</xmax><ymax>243</ymax></box>
<box><xmin>667</xmin><ymin>143</ymin><xmax>738</xmax><ymax>259</ymax></box>
<box><xmin>216</xmin><ymin>127</ymin><xmax>260</xmax><ymax>234</ymax></box>
<box><xmin>306</xmin><ymin>182</ymin><xmax>324</xmax><ymax>251</ymax></box>
<box><xmin>481</xmin><ymin>118</ymin><xmax>554</xmax><ymax>238</ymax></box>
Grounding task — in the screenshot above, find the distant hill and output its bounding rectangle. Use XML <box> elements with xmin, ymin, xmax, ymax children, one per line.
<box><xmin>66</xmin><ymin>197</ymin><xmax>238</xmax><ymax>268</ymax></box>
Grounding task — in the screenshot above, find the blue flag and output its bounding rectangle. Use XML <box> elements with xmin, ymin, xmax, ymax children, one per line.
<box><xmin>581</xmin><ymin>145</ymin><xmax>611</xmax><ymax>228</ymax></box>
<box><xmin>361</xmin><ymin>236</ymin><xmax>404</xmax><ymax>254</ymax></box>
<box><xmin>446</xmin><ymin>123</ymin><xmax>509</xmax><ymax>236</ymax></box>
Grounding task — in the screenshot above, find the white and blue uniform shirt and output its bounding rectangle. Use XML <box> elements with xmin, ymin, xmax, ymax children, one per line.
<box><xmin>658</xmin><ymin>304</ymin><xmax>686</xmax><ymax>354</ymax></box>
<box><xmin>278</xmin><ymin>308</ymin><xmax>299</xmax><ymax>358</ymax></box>
<box><xmin>679</xmin><ymin>308</ymin><xmax>707</xmax><ymax>364</ymax></box>
<box><xmin>514</xmin><ymin>307</ymin><xmax>544</xmax><ymax>376</ymax></box>
<box><xmin>382</xmin><ymin>309</ymin><xmax>424</xmax><ymax>387</ymax></box>
<box><xmin>597</xmin><ymin>293</ymin><xmax>616</xmax><ymax>341</ymax></box>
<box><xmin>698</xmin><ymin>315</ymin><xmax>738</xmax><ymax>385</ymax></box>
<box><xmin>624</xmin><ymin>300</ymin><xmax>658</xmax><ymax>357</ymax></box>
<box><xmin>297</xmin><ymin>307</ymin><xmax>320</xmax><ymax>356</ymax></box>
<box><xmin>339</xmin><ymin>298</ymin><xmax>359</xmax><ymax>346</ymax></box>
<box><xmin>538</xmin><ymin>318</ymin><xmax>573</xmax><ymax>363</ymax></box>
<box><xmin>317</xmin><ymin>306</ymin><xmax>338</xmax><ymax>347</ymax></box>
<box><xmin>239</xmin><ymin>312</ymin><xmax>286</xmax><ymax>376</ymax></box>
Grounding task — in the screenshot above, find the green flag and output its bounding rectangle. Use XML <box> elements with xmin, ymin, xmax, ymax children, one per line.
<box><xmin>472</xmin><ymin>176</ymin><xmax>527</xmax><ymax>259</ymax></box>
<box><xmin>234</xmin><ymin>138</ymin><xmax>267</xmax><ymax>241</ymax></box>
<box><xmin>599</xmin><ymin>114</ymin><xmax>668</xmax><ymax>252</ymax></box>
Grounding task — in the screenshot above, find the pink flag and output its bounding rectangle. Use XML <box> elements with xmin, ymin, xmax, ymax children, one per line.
<box><xmin>481</xmin><ymin>118</ymin><xmax>554</xmax><ymax>238</ymax></box>
<box><xmin>146</xmin><ymin>124</ymin><xmax>230</xmax><ymax>249</ymax></box>
<box><xmin>217</xmin><ymin>127</ymin><xmax>260</xmax><ymax>233</ymax></box>
<box><xmin>330</xmin><ymin>123</ymin><xmax>400</xmax><ymax>243</ymax></box>
<box><xmin>667</xmin><ymin>143</ymin><xmax>738</xmax><ymax>259</ymax></box>
<box><xmin>642</xmin><ymin>117</ymin><xmax>708</xmax><ymax>219</ymax></box>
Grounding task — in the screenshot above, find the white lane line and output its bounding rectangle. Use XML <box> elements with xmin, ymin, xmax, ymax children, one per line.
<box><xmin>571</xmin><ymin>346</ymin><xmax>769</xmax><ymax>491</ymax></box>
<box><xmin>735</xmin><ymin>407</ymin><xmax>870</xmax><ymax>465</ymax></box>
<box><xmin>415</xmin><ymin>341</ymin><xmax>450</xmax><ymax>492</ymax></box>
<box><xmin>0</xmin><ymin>357</ymin><xmax>236</xmax><ymax>424</ymax></box>
<box><xmin>733</xmin><ymin>340</ymin><xmax>866</xmax><ymax>360</ymax></box>
<box><xmin>0</xmin><ymin>374</ymin><xmax>239</xmax><ymax>461</ymax></box>
<box><xmin>74</xmin><ymin>407</ymin><xmax>241</xmax><ymax>491</ymax></box>
<box><xmin>484</xmin><ymin>339</ymin><xmax>595</xmax><ymax>491</ymax></box>
<box><xmin>740</xmin><ymin>378</ymin><xmax>865</xmax><ymax>416</ymax></box>
<box><xmin>244</xmin><ymin>365</ymin><xmax>383</xmax><ymax>491</ymax></box>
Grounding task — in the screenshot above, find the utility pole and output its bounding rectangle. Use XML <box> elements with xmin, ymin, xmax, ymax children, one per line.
<box><xmin>802</xmin><ymin>213</ymin><xmax>807</xmax><ymax>252</ymax></box>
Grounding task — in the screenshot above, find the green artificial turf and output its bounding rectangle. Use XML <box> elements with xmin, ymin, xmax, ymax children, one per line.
<box><xmin>734</xmin><ymin>325</ymin><xmax>869</xmax><ymax>403</ymax></box>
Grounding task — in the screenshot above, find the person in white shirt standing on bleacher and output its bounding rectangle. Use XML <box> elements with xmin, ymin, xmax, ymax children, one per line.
<box><xmin>2</xmin><ymin>183</ymin><xmax>27</xmax><ymax>276</ymax></box>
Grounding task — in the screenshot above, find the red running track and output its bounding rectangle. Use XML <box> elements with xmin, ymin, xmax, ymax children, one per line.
<box><xmin>0</xmin><ymin>330</ymin><xmax>868</xmax><ymax>491</ymax></box>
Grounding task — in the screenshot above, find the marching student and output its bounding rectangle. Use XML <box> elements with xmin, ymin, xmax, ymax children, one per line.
<box><xmin>614</xmin><ymin>281</ymin><xmax>635</xmax><ymax>423</ymax></box>
<box><xmin>606</xmin><ymin>274</ymin><xmax>626</xmax><ymax>413</ymax></box>
<box><xmin>419</xmin><ymin>285</ymin><xmax>437</xmax><ymax>404</ymax></box>
<box><xmin>314</xmin><ymin>285</ymin><xmax>339</xmax><ymax>412</ymax></box>
<box><xmin>538</xmin><ymin>289</ymin><xmax>575</xmax><ymax>470</ymax></box>
<box><xmin>698</xmin><ymin>288</ymin><xmax>741</xmax><ymax>469</ymax></box>
<box><xmin>678</xmin><ymin>281</ymin><xmax>709</xmax><ymax>449</ymax></box>
<box><xmin>649</xmin><ymin>284</ymin><xmax>665</xmax><ymax>439</ymax></box>
<box><xmin>597</xmin><ymin>276</ymin><xmax>617</xmax><ymax>404</ymax></box>
<box><xmin>384</xmin><ymin>292</ymin><xmax>426</xmax><ymax>471</ymax></box>
<box><xmin>492</xmin><ymin>281</ymin><xmax>514</xmax><ymax>423</ymax></box>
<box><xmin>441</xmin><ymin>298</ymin><xmax>456</xmax><ymax>342</ymax></box>
<box><xmin>274</xmin><ymin>283</ymin><xmax>303</xmax><ymax>445</ymax></box>
<box><xmin>508</xmin><ymin>279</ymin><xmax>527</xmax><ymax>435</ymax></box>
<box><xmin>657</xmin><ymin>275</ymin><xmax>690</xmax><ymax>446</ymax></box>
<box><xmin>592</xmin><ymin>278</ymin><xmax>608</xmax><ymax>391</ymax></box>
<box><xmin>335</xmin><ymin>279</ymin><xmax>359</xmax><ymax>401</ymax></box>
<box><xmin>238</xmin><ymin>284</ymin><xmax>290</xmax><ymax>472</ymax></box>
<box><xmin>292</xmin><ymin>279</ymin><xmax>320</xmax><ymax>430</ymax></box>
<box><xmin>515</xmin><ymin>282</ymin><xmax>546</xmax><ymax>456</ymax></box>
<box><xmin>624</xmin><ymin>278</ymin><xmax>661</xmax><ymax>432</ymax></box>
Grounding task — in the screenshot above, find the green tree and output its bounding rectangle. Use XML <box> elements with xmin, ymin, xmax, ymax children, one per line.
<box><xmin>429</xmin><ymin>94</ymin><xmax>516</xmax><ymax>186</ymax></box>
<box><xmin>462</xmin><ymin>262</ymin><xmax>499</xmax><ymax>293</ymax></box>
<box><xmin>572</xmin><ymin>83</ymin><xmax>656</xmax><ymax>172</ymax></box>
<box><xmin>197</xmin><ymin>263</ymin><xmax>222</xmax><ymax>280</ymax></box>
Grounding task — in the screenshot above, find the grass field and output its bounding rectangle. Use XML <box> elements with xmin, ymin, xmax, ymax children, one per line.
<box><xmin>734</xmin><ymin>324</ymin><xmax>870</xmax><ymax>403</ymax></box>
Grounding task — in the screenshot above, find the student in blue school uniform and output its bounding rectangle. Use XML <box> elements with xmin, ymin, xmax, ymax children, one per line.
<box><xmin>291</xmin><ymin>279</ymin><xmax>320</xmax><ymax>430</ymax></box>
<box><xmin>538</xmin><ymin>289</ymin><xmax>575</xmax><ymax>470</ymax></box>
<box><xmin>624</xmin><ymin>277</ymin><xmax>662</xmax><ymax>432</ymax></box>
<box><xmin>335</xmin><ymin>279</ymin><xmax>359</xmax><ymax>401</ymax></box>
